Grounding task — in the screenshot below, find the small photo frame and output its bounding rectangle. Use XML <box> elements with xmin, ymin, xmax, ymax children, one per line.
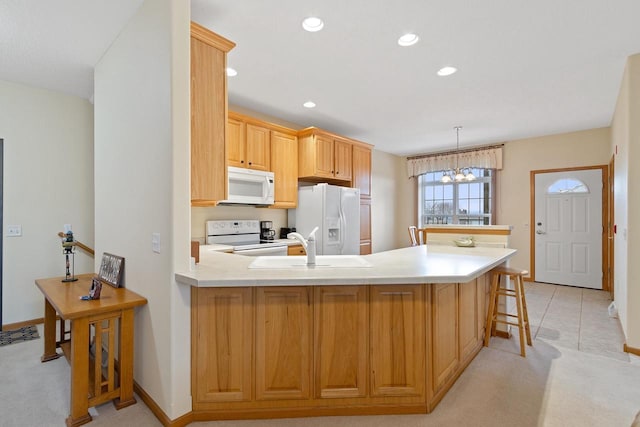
<box><xmin>98</xmin><ymin>253</ymin><xmax>125</xmax><ymax>288</ymax></box>
<box><xmin>89</xmin><ymin>276</ymin><xmax>102</xmax><ymax>299</ymax></box>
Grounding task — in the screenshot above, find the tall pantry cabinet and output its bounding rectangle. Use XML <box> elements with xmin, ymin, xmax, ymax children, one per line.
<box><xmin>352</xmin><ymin>144</ymin><xmax>372</xmax><ymax>254</ymax></box>
<box><xmin>190</xmin><ymin>22</ymin><xmax>235</xmax><ymax>206</ymax></box>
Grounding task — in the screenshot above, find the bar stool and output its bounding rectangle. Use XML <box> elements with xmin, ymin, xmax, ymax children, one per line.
<box><xmin>484</xmin><ymin>266</ymin><xmax>532</xmax><ymax>357</ymax></box>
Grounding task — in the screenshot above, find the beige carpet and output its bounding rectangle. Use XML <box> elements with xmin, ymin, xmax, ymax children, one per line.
<box><xmin>2</xmin><ymin>288</ymin><xmax>639</xmax><ymax>426</ymax></box>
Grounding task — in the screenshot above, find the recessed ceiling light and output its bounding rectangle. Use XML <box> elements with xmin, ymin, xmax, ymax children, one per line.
<box><xmin>302</xmin><ymin>16</ymin><xmax>324</xmax><ymax>32</ymax></box>
<box><xmin>226</xmin><ymin>67</ymin><xmax>238</xmax><ymax>77</ymax></box>
<box><xmin>303</xmin><ymin>101</ymin><xmax>316</xmax><ymax>109</ymax></box>
<box><xmin>437</xmin><ymin>66</ymin><xmax>457</xmax><ymax>76</ymax></box>
<box><xmin>398</xmin><ymin>33</ymin><xmax>419</xmax><ymax>47</ymax></box>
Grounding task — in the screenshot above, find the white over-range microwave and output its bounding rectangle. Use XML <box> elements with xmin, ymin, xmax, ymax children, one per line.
<box><xmin>218</xmin><ymin>166</ymin><xmax>275</xmax><ymax>206</ymax></box>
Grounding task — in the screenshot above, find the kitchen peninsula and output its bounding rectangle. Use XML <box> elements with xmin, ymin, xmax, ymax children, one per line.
<box><xmin>176</xmin><ymin>244</ymin><xmax>515</xmax><ymax>421</ymax></box>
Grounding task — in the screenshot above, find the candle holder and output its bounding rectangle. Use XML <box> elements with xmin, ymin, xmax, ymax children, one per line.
<box><xmin>61</xmin><ymin>231</ymin><xmax>78</xmax><ymax>282</ymax></box>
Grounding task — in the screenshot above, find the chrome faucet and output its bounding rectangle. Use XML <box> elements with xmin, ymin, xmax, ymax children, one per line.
<box><xmin>287</xmin><ymin>227</ymin><xmax>318</xmax><ymax>266</ymax></box>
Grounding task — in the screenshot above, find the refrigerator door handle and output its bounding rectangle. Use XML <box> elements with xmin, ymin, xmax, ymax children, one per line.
<box><xmin>338</xmin><ymin>197</ymin><xmax>346</xmax><ymax>253</ymax></box>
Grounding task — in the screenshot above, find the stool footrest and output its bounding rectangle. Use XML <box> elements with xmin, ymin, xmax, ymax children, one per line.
<box><xmin>493</xmin><ymin>319</ymin><xmax>528</xmax><ymax>327</ymax></box>
<box><xmin>495</xmin><ymin>311</ymin><xmax>523</xmax><ymax>319</ymax></box>
<box><xmin>496</xmin><ymin>290</ymin><xmax>517</xmax><ymax>297</ymax></box>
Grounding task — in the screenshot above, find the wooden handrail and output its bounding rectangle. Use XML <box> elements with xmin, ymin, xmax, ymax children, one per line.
<box><xmin>58</xmin><ymin>232</ymin><xmax>95</xmax><ymax>257</ymax></box>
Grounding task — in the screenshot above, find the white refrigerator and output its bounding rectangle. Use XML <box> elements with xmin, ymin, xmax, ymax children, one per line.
<box><xmin>293</xmin><ymin>183</ymin><xmax>360</xmax><ymax>255</ymax></box>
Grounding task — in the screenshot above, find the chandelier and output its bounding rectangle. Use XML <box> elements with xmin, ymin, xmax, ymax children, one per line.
<box><xmin>441</xmin><ymin>126</ymin><xmax>476</xmax><ymax>183</ymax></box>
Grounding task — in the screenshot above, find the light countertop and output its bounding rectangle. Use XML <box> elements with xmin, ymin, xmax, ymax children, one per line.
<box><xmin>199</xmin><ymin>244</ymin><xmax>233</xmax><ymax>253</ymax></box>
<box><xmin>177</xmin><ymin>245</ymin><xmax>516</xmax><ymax>287</ymax></box>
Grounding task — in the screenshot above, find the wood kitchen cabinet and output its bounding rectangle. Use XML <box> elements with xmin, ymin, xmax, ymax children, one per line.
<box><xmin>314</xmin><ymin>286</ymin><xmax>368</xmax><ymax>399</ymax></box>
<box><xmin>270</xmin><ymin>130</ymin><xmax>298</xmax><ymax>208</ymax></box>
<box><xmin>428</xmin><ymin>277</ymin><xmax>489</xmax><ymax>409</ymax></box>
<box><xmin>476</xmin><ymin>273</ymin><xmax>490</xmax><ymax>345</ymax></box>
<box><xmin>298</xmin><ymin>128</ymin><xmax>352</xmax><ymax>182</ymax></box>
<box><xmin>359</xmin><ymin>198</ymin><xmax>372</xmax><ymax>255</ymax></box>
<box><xmin>352</xmin><ymin>144</ymin><xmax>372</xmax><ymax>199</ymax></box>
<box><xmin>190</xmin><ymin>22</ymin><xmax>235</xmax><ymax>206</ymax></box>
<box><xmin>245</xmin><ymin>123</ymin><xmax>271</xmax><ymax>171</ymax></box>
<box><xmin>370</xmin><ymin>285</ymin><xmax>425</xmax><ymax>398</ymax></box>
<box><xmin>287</xmin><ymin>244</ymin><xmax>305</xmax><ymax>256</ymax></box>
<box><xmin>227</xmin><ymin>113</ymin><xmax>270</xmax><ymax>171</ymax></box>
<box><xmin>190</xmin><ymin>274</ymin><xmax>495</xmax><ymax>419</ymax></box>
<box><xmin>191</xmin><ymin>287</ymin><xmax>252</xmax><ymax>404</ymax></box>
<box><xmin>227</xmin><ymin>117</ymin><xmax>245</xmax><ymax>168</ymax></box>
<box><xmin>458</xmin><ymin>279</ymin><xmax>479</xmax><ymax>362</ymax></box>
<box><xmin>255</xmin><ymin>287</ymin><xmax>312</xmax><ymax>400</ymax></box>
<box><xmin>431</xmin><ymin>283</ymin><xmax>459</xmax><ymax>394</ymax></box>
<box><xmin>228</xmin><ymin>111</ymin><xmax>298</xmax><ymax>207</ymax></box>
<box><xmin>353</xmin><ymin>145</ymin><xmax>372</xmax><ymax>253</ymax></box>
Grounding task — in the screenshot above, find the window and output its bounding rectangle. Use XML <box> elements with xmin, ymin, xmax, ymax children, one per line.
<box><xmin>418</xmin><ymin>168</ymin><xmax>495</xmax><ymax>226</ymax></box>
<box><xmin>547</xmin><ymin>178</ymin><xmax>589</xmax><ymax>194</ymax></box>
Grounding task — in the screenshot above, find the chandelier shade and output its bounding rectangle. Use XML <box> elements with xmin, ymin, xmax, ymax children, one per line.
<box><xmin>440</xmin><ymin>126</ymin><xmax>475</xmax><ymax>183</ymax></box>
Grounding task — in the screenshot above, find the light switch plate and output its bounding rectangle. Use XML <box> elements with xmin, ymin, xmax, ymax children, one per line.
<box><xmin>152</xmin><ymin>233</ymin><xmax>161</xmax><ymax>253</ymax></box>
<box><xmin>7</xmin><ymin>225</ymin><xmax>22</xmax><ymax>237</ymax></box>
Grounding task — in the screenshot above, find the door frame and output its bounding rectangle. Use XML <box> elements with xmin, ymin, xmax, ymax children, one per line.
<box><xmin>529</xmin><ymin>165</ymin><xmax>609</xmax><ymax>290</ymax></box>
<box><xmin>608</xmin><ymin>155</ymin><xmax>615</xmax><ymax>299</ymax></box>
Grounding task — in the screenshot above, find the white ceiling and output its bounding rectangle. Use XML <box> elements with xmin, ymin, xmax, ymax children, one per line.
<box><xmin>192</xmin><ymin>0</ymin><xmax>640</xmax><ymax>155</ymax></box>
<box><xmin>0</xmin><ymin>0</ymin><xmax>144</xmax><ymax>99</ymax></box>
<box><xmin>2</xmin><ymin>1</ymin><xmax>639</xmax><ymax>156</ymax></box>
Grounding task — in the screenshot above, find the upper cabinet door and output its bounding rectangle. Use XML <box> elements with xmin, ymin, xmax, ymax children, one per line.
<box><xmin>227</xmin><ymin>117</ymin><xmax>246</xmax><ymax>168</ymax></box>
<box><xmin>190</xmin><ymin>22</ymin><xmax>235</xmax><ymax>206</ymax></box>
<box><xmin>333</xmin><ymin>139</ymin><xmax>352</xmax><ymax>181</ymax></box>
<box><xmin>245</xmin><ymin>123</ymin><xmax>271</xmax><ymax>171</ymax></box>
<box><xmin>314</xmin><ymin>135</ymin><xmax>335</xmax><ymax>178</ymax></box>
<box><xmin>352</xmin><ymin>145</ymin><xmax>372</xmax><ymax>199</ymax></box>
<box><xmin>270</xmin><ymin>131</ymin><xmax>298</xmax><ymax>208</ymax></box>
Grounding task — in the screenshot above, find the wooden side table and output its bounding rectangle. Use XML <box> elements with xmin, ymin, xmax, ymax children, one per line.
<box><xmin>35</xmin><ymin>273</ymin><xmax>147</xmax><ymax>427</ymax></box>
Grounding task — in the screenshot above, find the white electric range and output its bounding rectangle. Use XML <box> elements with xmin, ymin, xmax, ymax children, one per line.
<box><xmin>205</xmin><ymin>220</ymin><xmax>287</xmax><ymax>256</ymax></box>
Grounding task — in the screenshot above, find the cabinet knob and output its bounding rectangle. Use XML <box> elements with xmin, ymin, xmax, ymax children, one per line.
<box><xmin>249</xmin><ymin>162</ymin><xmax>252</xmax><ymax>165</ymax></box>
<box><xmin>240</xmin><ymin>160</ymin><xmax>244</xmax><ymax>164</ymax></box>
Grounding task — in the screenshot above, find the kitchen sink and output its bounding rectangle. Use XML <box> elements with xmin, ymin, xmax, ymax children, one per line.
<box><xmin>248</xmin><ymin>255</ymin><xmax>372</xmax><ymax>269</ymax></box>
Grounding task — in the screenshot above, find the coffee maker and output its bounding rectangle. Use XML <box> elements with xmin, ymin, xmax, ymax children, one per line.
<box><xmin>260</xmin><ymin>220</ymin><xmax>275</xmax><ymax>240</ymax></box>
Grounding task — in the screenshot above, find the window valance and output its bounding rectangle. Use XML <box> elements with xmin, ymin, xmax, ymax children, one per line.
<box><xmin>406</xmin><ymin>145</ymin><xmax>503</xmax><ymax>178</ymax></box>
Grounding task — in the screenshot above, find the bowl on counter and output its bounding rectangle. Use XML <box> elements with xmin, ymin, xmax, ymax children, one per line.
<box><xmin>453</xmin><ymin>237</ymin><xmax>475</xmax><ymax>247</ymax></box>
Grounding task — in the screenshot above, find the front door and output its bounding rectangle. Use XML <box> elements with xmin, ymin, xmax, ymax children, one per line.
<box><xmin>534</xmin><ymin>169</ymin><xmax>602</xmax><ymax>289</ymax></box>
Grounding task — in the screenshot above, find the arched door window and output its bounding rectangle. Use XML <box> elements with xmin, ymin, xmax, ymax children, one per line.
<box><xmin>547</xmin><ymin>178</ymin><xmax>589</xmax><ymax>194</ymax></box>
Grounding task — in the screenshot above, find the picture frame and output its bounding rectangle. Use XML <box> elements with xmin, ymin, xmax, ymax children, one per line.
<box><xmin>89</xmin><ymin>276</ymin><xmax>102</xmax><ymax>299</ymax></box>
<box><xmin>98</xmin><ymin>253</ymin><xmax>125</xmax><ymax>288</ymax></box>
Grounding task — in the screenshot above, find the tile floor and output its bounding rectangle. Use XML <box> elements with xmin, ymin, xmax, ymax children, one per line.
<box><xmin>488</xmin><ymin>281</ymin><xmax>631</xmax><ymax>362</ymax></box>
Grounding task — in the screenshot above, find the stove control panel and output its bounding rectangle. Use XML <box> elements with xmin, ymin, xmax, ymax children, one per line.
<box><xmin>207</xmin><ymin>220</ymin><xmax>260</xmax><ymax>236</ymax></box>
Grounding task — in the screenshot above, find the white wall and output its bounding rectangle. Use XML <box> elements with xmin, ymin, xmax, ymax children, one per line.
<box><xmin>611</xmin><ymin>53</ymin><xmax>640</xmax><ymax>348</ymax></box>
<box><xmin>1</xmin><ymin>80</ymin><xmax>94</xmax><ymax>325</ymax></box>
<box><xmin>372</xmin><ymin>149</ymin><xmax>414</xmax><ymax>251</ymax></box>
<box><xmin>497</xmin><ymin>128</ymin><xmax>611</xmax><ymax>272</ymax></box>
<box><xmin>94</xmin><ymin>0</ymin><xmax>191</xmax><ymax>419</ymax></box>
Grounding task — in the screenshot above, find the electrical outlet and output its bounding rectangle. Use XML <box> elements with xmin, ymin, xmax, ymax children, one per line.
<box><xmin>152</xmin><ymin>233</ymin><xmax>161</xmax><ymax>253</ymax></box>
<box><xmin>7</xmin><ymin>225</ymin><xmax>22</xmax><ymax>237</ymax></box>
